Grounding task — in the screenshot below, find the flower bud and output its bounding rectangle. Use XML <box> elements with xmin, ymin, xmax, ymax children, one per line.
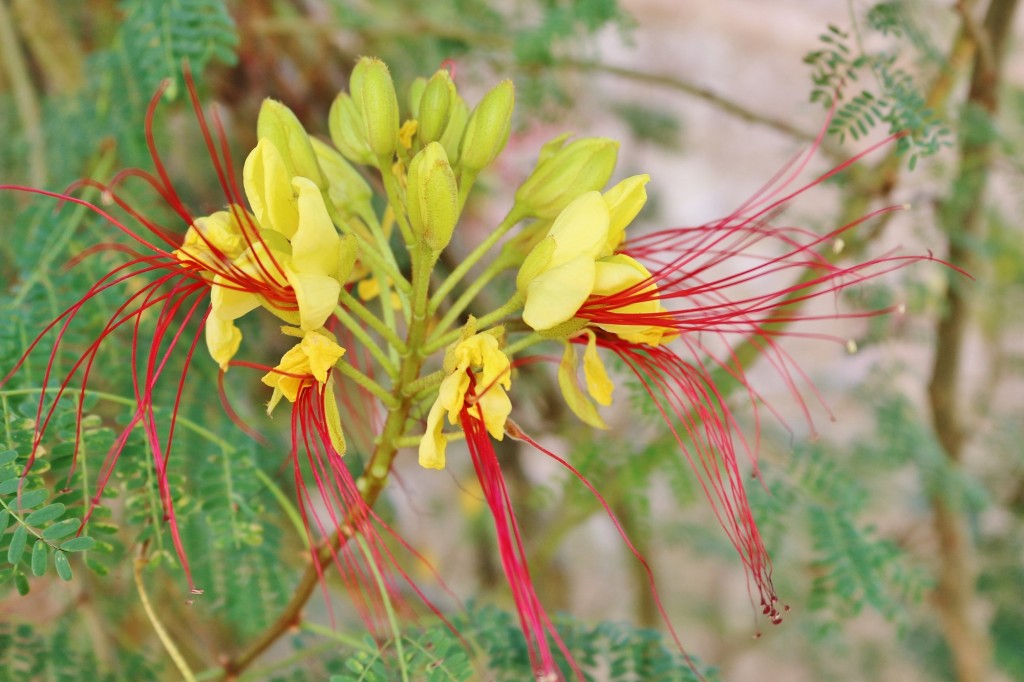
<box><xmin>257</xmin><ymin>99</ymin><xmax>325</xmax><ymax>189</ymax></box>
<box><xmin>407</xmin><ymin>77</ymin><xmax>428</xmax><ymax>119</ymax></box>
<box><xmin>328</xmin><ymin>93</ymin><xmax>375</xmax><ymax>165</ymax></box>
<box><xmin>309</xmin><ymin>136</ymin><xmax>372</xmax><ymax>220</ymax></box>
<box><xmin>438</xmin><ymin>94</ymin><xmax>469</xmax><ymax>166</ymax></box>
<box><xmin>350</xmin><ymin>57</ymin><xmax>400</xmax><ymax>159</ymax></box>
<box><xmin>459</xmin><ymin>80</ymin><xmax>514</xmax><ymax>173</ymax></box>
<box><xmin>514</xmin><ymin>137</ymin><xmax>618</xmax><ymax>220</ymax></box>
<box><xmin>407</xmin><ymin>142</ymin><xmax>460</xmax><ymax>252</ymax></box>
<box><xmin>417</xmin><ymin>70</ymin><xmax>455</xmax><ymax>144</ymax></box>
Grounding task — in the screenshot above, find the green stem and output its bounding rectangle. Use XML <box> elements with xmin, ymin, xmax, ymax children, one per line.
<box><xmin>428</xmin><ymin>206</ymin><xmax>525</xmax><ymax>311</ymax></box>
<box><xmin>378</xmin><ymin>159</ymin><xmax>415</xmax><ymax>246</ymax></box>
<box><xmin>457</xmin><ymin>167</ymin><xmax>479</xmax><ymax>213</ymax></box>
<box><xmin>135</xmin><ymin>556</ymin><xmax>197</xmax><ymax>682</ymax></box>
<box><xmin>333</xmin><ymin>305</ymin><xmax>399</xmax><ymax>380</ymax></box>
<box><xmin>432</xmin><ymin>255</ymin><xmax>512</xmax><ymax>338</ymax></box>
<box><xmin>334</xmin><ymin>358</ymin><xmax>398</xmax><ymax>408</ymax></box>
<box><xmin>338</xmin><ymin>287</ymin><xmax>406</xmax><ymax>354</ymax></box>
<box><xmin>402</xmin><ymin>369</ymin><xmax>445</xmax><ymax>398</ymax></box>
<box><xmin>424</xmin><ymin>292</ymin><xmax>523</xmax><ymax>354</ymax></box>
<box><xmin>504</xmin><ymin>331</ymin><xmax>544</xmax><ymax>357</ymax></box>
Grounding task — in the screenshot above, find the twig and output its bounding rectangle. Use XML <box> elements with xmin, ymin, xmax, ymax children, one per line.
<box><xmin>135</xmin><ymin>554</ymin><xmax>198</xmax><ymax>682</ymax></box>
<box><xmin>557</xmin><ymin>58</ymin><xmax>832</xmax><ymax>153</ymax></box>
<box><xmin>926</xmin><ymin>1</ymin><xmax>1019</xmax><ymax>681</ymax></box>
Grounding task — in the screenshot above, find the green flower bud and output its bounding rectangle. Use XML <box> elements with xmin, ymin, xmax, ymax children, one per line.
<box><xmin>309</xmin><ymin>136</ymin><xmax>372</xmax><ymax>220</ymax></box>
<box><xmin>336</xmin><ymin>233</ymin><xmax>359</xmax><ymax>284</ymax></box>
<box><xmin>407</xmin><ymin>142</ymin><xmax>460</xmax><ymax>252</ymax></box>
<box><xmin>329</xmin><ymin>93</ymin><xmax>375</xmax><ymax>166</ymax></box>
<box><xmin>350</xmin><ymin>57</ymin><xmax>400</xmax><ymax>159</ymax></box>
<box><xmin>459</xmin><ymin>80</ymin><xmax>514</xmax><ymax>172</ymax></box>
<box><xmin>418</xmin><ymin>70</ymin><xmax>455</xmax><ymax>144</ymax></box>
<box><xmin>407</xmin><ymin>77</ymin><xmax>428</xmax><ymax>119</ymax></box>
<box><xmin>438</xmin><ymin>94</ymin><xmax>469</xmax><ymax>166</ymax></box>
<box><xmin>515</xmin><ymin>136</ymin><xmax>619</xmax><ymax>220</ymax></box>
<box><xmin>257</xmin><ymin>99</ymin><xmax>325</xmax><ymax>189</ymax></box>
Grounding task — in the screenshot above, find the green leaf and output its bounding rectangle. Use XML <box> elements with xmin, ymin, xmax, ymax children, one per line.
<box><xmin>85</xmin><ymin>557</ymin><xmax>109</xmax><ymax>577</ymax></box>
<box><xmin>0</xmin><ymin>450</ymin><xmax>17</xmax><ymax>466</ymax></box>
<box><xmin>53</xmin><ymin>550</ymin><xmax>73</xmax><ymax>581</ymax></box>
<box><xmin>15</xmin><ymin>488</ymin><xmax>48</xmax><ymax>510</ymax></box>
<box><xmin>61</xmin><ymin>536</ymin><xmax>96</xmax><ymax>553</ymax></box>
<box><xmin>0</xmin><ymin>477</ymin><xmax>22</xmax><ymax>495</ymax></box>
<box><xmin>42</xmin><ymin>518</ymin><xmax>81</xmax><ymax>541</ymax></box>
<box><xmin>14</xmin><ymin>571</ymin><xmax>29</xmax><ymax>595</ymax></box>
<box><xmin>8</xmin><ymin>524</ymin><xmax>28</xmax><ymax>564</ymax></box>
<box><xmin>25</xmin><ymin>503</ymin><xmax>65</xmax><ymax>526</ymax></box>
<box><xmin>30</xmin><ymin>540</ymin><xmax>47</xmax><ymax>577</ymax></box>
<box><xmin>0</xmin><ymin>510</ymin><xmax>9</xmax><ymax>536</ymax></box>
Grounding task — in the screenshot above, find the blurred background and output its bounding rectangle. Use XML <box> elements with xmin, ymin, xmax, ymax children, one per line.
<box><xmin>0</xmin><ymin>1</ymin><xmax>1022</xmax><ymax>680</ymax></box>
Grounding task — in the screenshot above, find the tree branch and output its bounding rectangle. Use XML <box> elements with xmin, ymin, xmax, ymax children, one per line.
<box><xmin>926</xmin><ymin>2</ymin><xmax>1019</xmax><ymax>681</ymax></box>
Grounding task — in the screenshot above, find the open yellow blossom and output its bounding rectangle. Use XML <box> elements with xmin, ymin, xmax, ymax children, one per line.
<box><xmin>261</xmin><ymin>328</ymin><xmax>346</xmax><ymax>413</ymax></box>
<box><xmin>517</xmin><ymin>191</ymin><xmax>610</xmax><ymax>331</ymax></box>
<box><xmin>186</xmin><ymin>138</ymin><xmax>355</xmax><ymax>371</ymax></box>
<box><xmin>419</xmin><ymin>330</ymin><xmax>512</xmax><ymax>470</ymax></box>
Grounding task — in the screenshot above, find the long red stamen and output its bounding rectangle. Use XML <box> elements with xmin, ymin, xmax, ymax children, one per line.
<box><xmin>460</xmin><ymin>373</ymin><xmax>581</xmax><ymax>682</ymax></box>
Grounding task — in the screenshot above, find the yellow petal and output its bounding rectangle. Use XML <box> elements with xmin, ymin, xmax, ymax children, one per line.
<box><xmin>418</xmin><ymin>397</ymin><xmax>448</xmax><ymax>469</ymax></box>
<box><xmin>591</xmin><ymin>254</ymin><xmax>650</xmax><ymax>296</ymax></box>
<box><xmin>438</xmin><ymin>371</ymin><xmax>469</xmax><ymax>422</ymax></box>
<box><xmin>204</xmin><ymin>315</ymin><xmax>242</xmax><ymax>372</ymax></box>
<box><xmin>546</xmin><ymin>191</ymin><xmax>610</xmax><ymax>269</ymax></box>
<box><xmin>286</xmin><ymin>269</ymin><xmax>342</xmax><ymax>331</ymax></box>
<box><xmin>299</xmin><ymin>332</ymin><xmax>345</xmax><ymax>383</ymax></box>
<box><xmin>243</xmin><ymin>139</ymin><xmax>299</xmax><ymax>239</ymax></box>
<box><xmin>261</xmin><ymin>343</ymin><xmax>310</xmax><ymax>411</ymax></box>
<box><xmin>556</xmin><ymin>341</ymin><xmax>608</xmax><ymax>429</ymax></box>
<box><xmin>582</xmin><ymin>332</ymin><xmax>614</xmax><ymax>406</ymax></box>
<box><xmin>522</xmin><ymin>255</ymin><xmax>596</xmax><ymax>330</ymax></box>
<box><xmin>601</xmin><ymin>175</ymin><xmax>649</xmax><ymax>256</ymax></box>
<box><xmin>211</xmin><ymin>275</ymin><xmax>262</xmax><ymax>321</ymax></box>
<box><xmin>323</xmin><ymin>377</ymin><xmax>346</xmax><ymax>456</ymax></box>
<box><xmin>290</xmin><ymin>177</ymin><xmax>340</xmax><ymax>277</ymax></box>
<box><xmin>474</xmin><ymin>386</ymin><xmax>511</xmax><ymax>441</ymax></box>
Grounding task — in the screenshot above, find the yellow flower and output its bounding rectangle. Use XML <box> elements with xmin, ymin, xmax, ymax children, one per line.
<box><xmin>516</xmin><ymin>174</ymin><xmax>673</xmax><ymax>346</ymax></box>
<box><xmin>517</xmin><ymin>192</ymin><xmax>610</xmax><ymax>331</ymax></box>
<box><xmin>419</xmin><ymin>330</ymin><xmax>512</xmax><ymax>470</ymax></box>
<box><xmin>261</xmin><ymin>328</ymin><xmax>346</xmax><ymax>413</ymax></box>
<box><xmin>190</xmin><ymin>138</ymin><xmax>355</xmax><ymax>371</ymax></box>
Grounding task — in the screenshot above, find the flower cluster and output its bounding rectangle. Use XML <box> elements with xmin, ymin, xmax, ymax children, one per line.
<box><xmin>1</xmin><ymin>57</ymin><xmax>941</xmax><ymax>680</ymax></box>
